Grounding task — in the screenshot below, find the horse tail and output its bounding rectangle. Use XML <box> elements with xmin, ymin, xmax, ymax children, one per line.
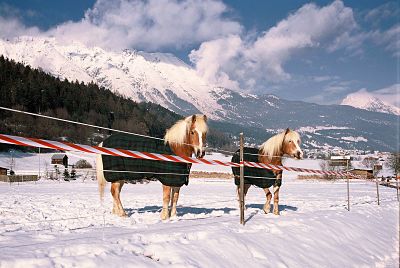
<box><xmin>96</xmin><ymin>142</ymin><xmax>106</xmax><ymax>202</ymax></box>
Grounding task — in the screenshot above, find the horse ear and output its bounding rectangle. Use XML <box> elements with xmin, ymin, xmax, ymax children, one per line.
<box><xmin>203</xmin><ymin>115</ymin><xmax>207</xmax><ymax>122</ymax></box>
<box><xmin>191</xmin><ymin>115</ymin><xmax>196</xmax><ymax>124</ymax></box>
<box><xmin>285</xmin><ymin>128</ymin><xmax>290</xmax><ymax>134</ymax></box>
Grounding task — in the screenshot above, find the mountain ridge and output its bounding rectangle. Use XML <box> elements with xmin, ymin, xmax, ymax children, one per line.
<box><xmin>0</xmin><ymin>36</ymin><xmax>398</xmax><ymax>152</ymax></box>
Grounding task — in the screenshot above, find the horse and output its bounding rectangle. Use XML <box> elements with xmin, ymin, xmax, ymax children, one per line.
<box><xmin>96</xmin><ymin>114</ymin><xmax>208</xmax><ymax>220</ymax></box>
<box><xmin>231</xmin><ymin>128</ymin><xmax>303</xmax><ymax>215</ymax></box>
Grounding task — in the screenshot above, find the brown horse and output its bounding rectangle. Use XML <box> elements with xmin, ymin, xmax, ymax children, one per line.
<box><xmin>232</xmin><ymin>128</ymin><xmax>303</xmax><ymax>215</ymax></box>
<box><xmin>96</xmin><ymin>114</ymin><xmax>208</xmax><ymax>220</ymax></box>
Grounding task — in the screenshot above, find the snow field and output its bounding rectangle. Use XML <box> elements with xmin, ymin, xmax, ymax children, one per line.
<box><xmin>0</xmin><ymin>177</ymin><xmax>398</xmax><ymax>268</ymax></box>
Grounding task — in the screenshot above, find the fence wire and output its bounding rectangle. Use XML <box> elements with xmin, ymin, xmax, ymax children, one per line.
<box><xmin>0</xmin><ymin>105</ymin><xmax>294</xmax><ymax>159</ymax></box>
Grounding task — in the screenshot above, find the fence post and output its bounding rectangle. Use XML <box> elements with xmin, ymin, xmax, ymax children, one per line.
<box><xmin>346</xmin><ymin>159</ymin><xmax>350</xmax><ymax>211</ymax></box>
<box><xmin>239</xmin><ymin>132</ymin><xmax>245</xmax><ymax>225</ymax></box>
<box><xmin>38</xmin><ymin>147</ymin><xmax>41</xmax><ymax>181</ymax></box>
<box><xmin>375</xmin><ymin>177</ymin><xmax>380</xmax><ymax>205</ymax></box>
<box><xmin>396</xmin><ymin>175</ymin><xmax>399</xmax><ymax>202</ymax></box>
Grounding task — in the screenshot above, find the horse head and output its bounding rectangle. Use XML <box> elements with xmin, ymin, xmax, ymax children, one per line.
<box><xmin>188</xmin><ymin>114</ymin><xmax>208</xmax><ymax>158</ymax></box>
<box><xmin>282</xmin><ymin>128</ymin><xmax>303</xmax><ymax>159</ymax></box>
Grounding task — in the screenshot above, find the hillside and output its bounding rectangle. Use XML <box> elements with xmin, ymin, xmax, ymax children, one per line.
<box><xmin>0</xmin><ymin>56</ymin><xmax>231</xmax><ymax>150</ymax></box>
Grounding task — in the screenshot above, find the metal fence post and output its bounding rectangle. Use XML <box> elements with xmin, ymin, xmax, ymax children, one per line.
<box><xmin>396</xmin><ymin>175</ymin><xmax>399</xmax><ymax>202</ymax></box>
<box><xmin>239</xmin><ymin>133</ymin><xmax>245</xmax><ymax>225</ymax></box>
<box><xmin>376</xmin><ymin>177</ymin><xmax>380</xmax><ymax>205</ymax></box>
<box><xmin>346</xmin><ymin>159</ymin><xmax>350</xmax><ymax>211</ymax></box>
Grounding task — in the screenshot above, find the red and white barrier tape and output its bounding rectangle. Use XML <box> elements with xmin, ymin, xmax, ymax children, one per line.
<box><xmin>0</xmin><ymin>133</ymin><xmax>361</xmax><ymax>178</ymax></box>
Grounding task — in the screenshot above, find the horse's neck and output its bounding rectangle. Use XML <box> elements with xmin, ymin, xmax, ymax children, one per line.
<box><xmin>259</xmin><ymin>149</ymin><xmax>282</xmax><ymax>166</ymax></box>
<box><xmin>169</xmin><ymin>142</ymin><xmax>193</xmax><ymax>157</ymax></box>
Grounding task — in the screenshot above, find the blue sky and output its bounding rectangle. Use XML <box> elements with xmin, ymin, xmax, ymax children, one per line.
<box><xmin>0</xmin><ymin>0</ymin><xmax>398</xmax><ymax>106</ymax></box>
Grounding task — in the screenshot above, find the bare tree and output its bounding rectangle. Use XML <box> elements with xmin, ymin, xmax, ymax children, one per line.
<box><xmin>362</xmin><ymin>157</ymin><xmax>379</xmax><ymax>169</ymax></box>
<box><xmin>319</xmin><ymin>160</ymin><xmax>339</xmax><ymax>180</ymax></box>
<box><xmin>386</xmin><ymin>153</ymin><xmax>400</xmax><ymax>175</ymax></box>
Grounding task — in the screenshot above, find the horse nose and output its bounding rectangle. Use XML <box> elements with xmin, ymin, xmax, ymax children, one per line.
<box><xmin>297</xmin><ymin>151</ymin><xmax>302</xmax><ymax>159</ymax></box>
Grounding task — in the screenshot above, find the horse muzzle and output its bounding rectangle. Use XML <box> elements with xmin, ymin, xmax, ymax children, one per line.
<box><xmin>294</xmin><ymin>151</ymin><xmax>303</xmax><ymax>159</ymax></box>
<box><xmin>195</xmin><ymin>149</ymin><xmax>205</xmax><ymax>159</ymax></box>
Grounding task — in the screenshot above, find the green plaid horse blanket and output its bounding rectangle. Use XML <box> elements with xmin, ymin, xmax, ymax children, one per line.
<box><xmin>101</xmin><ymin>134</ymin><xmax>191</xmax><ymax>187</ymax></box>
<box><xmin>231</xmin><ymin>147</ymin><xmax>280</xmax><ymax>188</ymax></box>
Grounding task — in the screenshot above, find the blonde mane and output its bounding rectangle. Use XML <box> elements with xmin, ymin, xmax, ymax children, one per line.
<box><xmin>260</xmin><ymin>129</ymin><xmax>300</xmax><ymax>160</ymax></box>
<box><xmin>164</xmin><ymin>115</ymin><xmax>208</xmax><ymax>145</ymax></box>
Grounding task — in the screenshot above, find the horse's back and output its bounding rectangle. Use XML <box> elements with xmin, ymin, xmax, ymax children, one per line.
<box><xmin>101</xmin><ymin>134</ymin><xmax>191</xmax><ymax>187</ymax></box>
<box><xmin>231</xmin><ymin>147</ymin><xmax>278</xmax><ymax>188</ymax></box>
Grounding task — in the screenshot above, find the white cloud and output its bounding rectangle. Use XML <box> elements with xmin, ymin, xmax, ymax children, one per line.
<box><xmin>0</xmin><ymin>17</ymin><xmax>40</xmax><ymax>39</ymax></box>
<box><xmin>190</xmin><ymin>0</ymin><xmax>361</xmax><ymax>90</ymax></box>
<box><xmin>373</xmin><ymin>84</ymin><xmax>400</xmax><ymax>107</ymax></box>
<box><xmin>47</xmin><ymin>0</ymin><xmax>242</xmax><ymax>50</ymax></box>
<box><xmin>364</xmin><ymin>2</ymin><xmax>400</xmax><ymax>23</ymax></box>
<box><xmin>0</xmin><ymin>0</ymin><xmax>241</xmax><ymax>51</ymax></box>
<box><xmin>189</xmin><ymin>35</ymin><xmax>243</xmax><ymax>90</ymax></box>
<box><xmin>340</xmin><ymin>84</ymin><xmax>400</xmax><ymax>110</ymax></box>
<box><xmin>370</xmin><ymin>24</ymin><xmax>400</xmax><ymax>57</ymax></box>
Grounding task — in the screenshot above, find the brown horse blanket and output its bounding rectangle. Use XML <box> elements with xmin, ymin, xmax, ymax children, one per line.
<box><xmin>101</xmin><ymin>134</ymin><xmax>191</xmax><ymax>187</ymax></box>
<box><xmin>231</xmin><ymin>147</ymin><xmax>280</xmax><ymax>188</ymax></box>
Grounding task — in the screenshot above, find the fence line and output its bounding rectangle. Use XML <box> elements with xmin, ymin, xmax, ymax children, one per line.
<box><xmin>0</xmin><ymin>133</ymin><xmax>364</xmax><ymax>179</ymax></box>
<box><xmin>0</xmin><ymin>105</ymin><xmax>296</xmax><ymax>159</ymax></box>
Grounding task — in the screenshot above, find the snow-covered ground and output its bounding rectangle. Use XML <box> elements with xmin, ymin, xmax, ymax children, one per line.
<box><xmin>0</xmin><ymin>177</ymin><xmax>399</xmax><ymax>267</ymax></box>
<box><xmin>0</xmin><ymin>151</ymin><xmax>399</xmax><ymax>267</ymax></box>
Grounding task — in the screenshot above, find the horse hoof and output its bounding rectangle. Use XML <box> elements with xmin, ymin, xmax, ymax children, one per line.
<box><xmin>273</xmin><ymin>210</ymin><xmax>280</xmax><ymax>215</ymax></box>
<box><xmin>161</xmin><ymin>210</ymin><xmax>170</xmax><ymax>220</ymax></box>
<box><xmin>170</xmin><ymin>208</ymin><xmax>177</xmax><ymax>218</ymax></box>
<box><xmin>263</xmin><ymin>205</ymin><xmax>270</xmax><ymax>214</ymax></box>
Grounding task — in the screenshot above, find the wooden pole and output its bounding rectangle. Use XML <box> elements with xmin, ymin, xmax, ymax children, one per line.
<box><xmin>396</xmin><ymin>174</ymin><xmax>399</xmax><ymax>202</ymax></box>
<box><xmin>239</xmin><ymin>133</ymin><xmax>245</xmax><ymax>225</ymax></box>
<box><xmin>376</xmin><ymin>177</ymin><xmax>380</xmax><ymax>205</ymax></box>
<box><xmin>38</xmin><ymin>147</ymin><xmax>41</xmax><ymax>181</ymax></box>
<box><xmin>346</xmin><ymin>159</ymin><xmax>350</xmax><ymax>211</ymax></box>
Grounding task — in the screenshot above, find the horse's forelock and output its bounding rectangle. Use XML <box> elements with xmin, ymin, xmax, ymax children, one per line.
<box><xmin>192</xmin><ymin>115</ymin><xmax>208</xmax><ymax>134</ymax></box>
<box><xmin>164</xmin><ymin>115</ymin><xmax>208</xmax><ymax>145</ymax></box>
<box><xmin>284</xmin><ymin>130</ymin><xmax>300</xmax><ymax>143</ymax></box>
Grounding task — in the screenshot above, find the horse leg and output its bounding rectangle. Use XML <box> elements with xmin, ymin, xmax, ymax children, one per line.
<box><xmin>263</xmin><ymin>188</ymin><xmax>272</xmax><ymax>214</ymax></box>
<box><xmin>237</xmin><ymin>184</ymin><xmax>251</xmax><ymax>209</ymax></box>
<box><xmin>170</xmin><ymin>186</ymin><xmax>181</xmax><ymax>218</ymax></box>
<box><xmin>111</xmin><ymin>180</ymin><xmax>127</xmax><ymax>217</ymax></box>
<box><xmin>243</xmin><ymin>184</ymin><xmax>250</xmax><ymax>209</ymax></box>
<box><xmin>161</xmin><ymin>185</ymin><xmax>171</xmax><ymax>220</ymax></box>
<box><xmin>273</xmin><ymin>185</ymin><xmax>280</xmax><ymax>215</ymax></box>
<box><xmin>111</xmin><ymin>182</ymin><xmax>118</xmax><ymax>214</ymax></box>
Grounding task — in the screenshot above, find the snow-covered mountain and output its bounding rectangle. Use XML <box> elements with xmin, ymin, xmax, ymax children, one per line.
<box><xmin>341</xmin><ymin>91</ymin><xmax>400</xmax><ymax>116</ymax></box>
<box><xmin>0</xmin><ymin>36</ymin><xmax>398</xmax><ymax>151</ymax></box>
<box><xmin>0</xmin><ymin>36</ymin><xmax>235</xmax><ymax>119</ymax></box>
